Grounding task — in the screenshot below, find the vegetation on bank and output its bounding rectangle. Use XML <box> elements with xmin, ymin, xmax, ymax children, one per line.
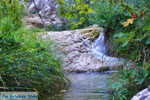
<box><xmin>58</xmin><ymin>0</ymin><xmax>150</xmax><ymax>99</ymax></box>
<box><xmin>0</xmin><ymin>0</ymin><xmax>150</xmax><ymax>99</ymax></box>
<box><xmin>0</xmin><ymin>0</ymin><xmax>68</xmax><ymax>97</ymax></box>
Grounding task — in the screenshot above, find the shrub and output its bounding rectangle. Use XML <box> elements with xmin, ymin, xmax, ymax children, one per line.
<box><xmin>106</xmin><ymin>0</ymin><xmax>150</xmax><ymax>99</ymax></box>
<box><xmin>73</xmin><ymin>0</ymin><xmax>150</xmax><ymax>99</ymax></box>
<box><xmin>0</xmin><ymin>0</ymin><xmax>68</xmax><ymax>97</ymax></box>
<box><xmin>89</xmin><ymin>0</ymin><xmax>132</xmax><ymax>34</ymax></box>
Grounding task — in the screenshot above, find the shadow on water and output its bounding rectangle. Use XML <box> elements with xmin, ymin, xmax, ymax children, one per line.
<box><xmin>45</xmin><ymin>72</ymin><xmax>112</xmax><ymax>100</ymax></box>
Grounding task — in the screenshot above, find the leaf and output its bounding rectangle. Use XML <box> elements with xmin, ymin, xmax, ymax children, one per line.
<box><xmin>114</xmin><ymin>32</ymin><xmax>124</xmax><ymax>38</ymax></box>
<box><xmin>79</xmin><ymin>10</ymin><xmax>84</xmax><ymax>14</ymax></box>
<box><xmin>76</xmin><ymin>0</ymin><xmax>80</xmax><ymax>3</ymax></box>
<box><xmin>60</xmin><ymin>0</ymin><xmax>66</xmax><ymax>4</ymax></box>
<box><xmin>121</xmin><ymin>41</ymin><xmax>129</xmax><ymax>47</ymax></box>
<box><xmin>80</xmin><ymin>17</ymin><xmax>85</xmax><ymax>21</ymax></box>
<box><xmin>78</xmin><ymin>21</ymin><xmax>82</xmax><ymax>25</ymax></box>
<box><xmin>76</xmin><ymin>5</ymin><xmax>81</xmax><ymax>10</ymax></box>
<box><xmin>135</xmin><ymin>68</ymin><xmax>149</xmax><ymax>85</ymax></box>
<box><xmin>123</xmin><ymin>18</ymin><xmax>135</xmax><ymax>27</ymax></box>
<box><xmin>88</xmin><ymin>8</ymin><xmax>93</xmax><ymax>13</ymax></box>
<box><xmin>72</xmin><ymin>24</ymin><xmax>78</xmax><ymax>29</ymax></box>
<box><xmin>145</xmin><ymin>37</ymin><xmax>150</xmax><ymax>45</ymax></box>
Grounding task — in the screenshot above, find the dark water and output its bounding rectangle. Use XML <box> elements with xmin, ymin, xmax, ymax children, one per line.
<box><xmin>46</xmin><ymin>72</ymin><xmax>112</xmax><ymax>100</ymax></box>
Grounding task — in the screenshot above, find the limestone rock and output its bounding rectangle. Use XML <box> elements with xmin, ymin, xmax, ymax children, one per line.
<box><xmin>80</xmin><ymin>24</ymin><xmax>103</xmax><ymax>41</ymax></box>
<box><xmin>24</xmin><ymin>15</ymin><xmax>51</xmax><ymax>28</ymax></box>
<box><xmin>41</xmin><ymin>25</ymin><xmax>124</xmax><ymax>72</ymax></box>
<box><xmin>22</xmin><ymin>0</ymin><xmax>62</xmax><ymax>28</ymax></box>
<box><xmin>28</xmin><ymin>0</ymin><xmax>58</xmax><ymax>18</ymax></box>
<box><xmin>131</xmin><ymin>87</ymin><xmax>150</xmax><ymax>100</ymax></box>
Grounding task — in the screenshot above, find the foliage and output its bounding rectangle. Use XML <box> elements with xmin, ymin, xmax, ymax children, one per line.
<box><xmin>58</xmin><ymin>0</ymin><xmax>93</xmax><ymax>29</ymax></box>
<box><xmin>105</xmin><ymin>0</ymin><xmax>150</xmax><ymax>99</ymax></box>
<box><xmin>57</xmin><ymin>0</ymin><xmax>150</xmax><ymax>99</ymax></box>
<box><xmin>0</xmin><ymin>0</ymin><xmax>68</xmax><ymax>97</ymax></box>
<box><xmin>60</xmin><ymin>0</ymin><xmax>150</xmax><ymax>99</ymax></box>
<box><xmin>89</xmin><ymin>0</ymin><xmax>128</xmax><ymax>33</ymax></box>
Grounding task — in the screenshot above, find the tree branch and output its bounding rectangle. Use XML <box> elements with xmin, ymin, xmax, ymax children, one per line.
<box><xmin>33</xmin><ymin>0</ymin><xmax>46</xmax><ymax>29</ymax></box>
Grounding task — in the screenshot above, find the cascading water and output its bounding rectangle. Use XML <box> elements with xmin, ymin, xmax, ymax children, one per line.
<box><xmin>84</xmin><ymin>29</ymin><xmax>124</xmax><ymax>70</ymax></box>
<box><xmin>92</xmin><ymin>30</ymin><xmax>107</xmax><ymax>55</ymax></box>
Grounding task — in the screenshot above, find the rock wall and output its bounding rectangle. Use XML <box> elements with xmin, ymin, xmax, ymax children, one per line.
<box><xmin>22</xmin><ymin>0</ymin><xmax>62</xmax><ymax>28</ymax></box>
<box><xmin>28</xmin><ymin>0</ymin><xmax>58</xmax><ymax>18</ymax></box>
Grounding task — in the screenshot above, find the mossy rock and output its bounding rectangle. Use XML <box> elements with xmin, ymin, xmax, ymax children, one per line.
<box><xmin>80</xmin><ymin>24</ymin><xmax>103</xmax><ymax>41</ymax></box>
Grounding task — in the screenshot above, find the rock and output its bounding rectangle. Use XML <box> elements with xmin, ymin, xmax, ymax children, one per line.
<box><xmin>22</xmin><ymin>0</ymin><xmax>62</xmax><ymax>28</ymax></box>
<box><xmin>41</xmin><ymin>25</ymin><xmax>123</xmax><ymax>72</ymax></box>
<box><xmin>148</xmin><ymin>85</ymin><xmax>150</xmax><ymax>91</ymax></box>
<box><xmin>24</xmin><ymin>15</ymin><xmax>51</xmax><ymax>28</ymax></box>
<box><xmin>131</xmin><ymin>87</ymin><xmax>150</xmax><ymax>100</ymax></box>
<box><xmin>28</xmin><ymin>0</ymin><xmax>57</xmax><ymax>17</ymax></box>
<box><xmin>80</xmin><ymin>24</ymin><xmax>103</xmax><ymax>41</ymax></box>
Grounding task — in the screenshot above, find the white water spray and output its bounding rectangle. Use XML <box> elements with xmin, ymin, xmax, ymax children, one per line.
<box><xmin>83</xmin><ymin>30</ymin><xmax>124</xmax><ymax>70</ymax></box>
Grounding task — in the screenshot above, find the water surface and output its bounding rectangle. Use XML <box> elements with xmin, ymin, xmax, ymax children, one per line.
<box><xmin>46</xmin><ymin>72</ymin><xmax>111</xmax><ymax>100</ymax></box>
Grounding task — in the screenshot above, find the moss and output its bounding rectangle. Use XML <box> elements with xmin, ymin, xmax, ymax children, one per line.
<box><xmin>93</xmin><ymin>31</ymin><xmax>100</xmax><ymax>39</ymax></box>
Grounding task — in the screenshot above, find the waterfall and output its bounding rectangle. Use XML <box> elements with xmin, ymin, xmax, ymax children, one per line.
<box><xmin>92</xmin><ymin>30</ymin><xmax>107</xmax><ymax>55</ymax></box>
<box><xmin>83</xmin><ymin>30</ymin><xmax>124</xmax><ymax>70</ymax></box>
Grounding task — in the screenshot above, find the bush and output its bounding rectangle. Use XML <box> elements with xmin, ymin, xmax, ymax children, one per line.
<box><xmin>0</xmin><ymin>0</ymin><xmax>68</xmax><ymax>97</ymax></box>
<box><xmin>58</xmin><ymin>0</ymin><xmax>93</xmax><ymax>29</ymax></box>
<box><xmin>89</xmin><ymin>0</ymin><xmax>127</xmax><ymax>33</ymax></box>
<box><xmin>73</xmin><ymin>0</ymin><xmax>150</xmax><ymax>99</ymax></box>
<box><xmin>103</xmin><ymin>0</ymin><xmax>150</xmax><ymax>99</ymax></box>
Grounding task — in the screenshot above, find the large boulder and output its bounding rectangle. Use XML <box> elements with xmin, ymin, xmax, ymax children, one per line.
<box><xmin>41</xmin><ymin>25</ymin><xmax>124</xmax><ymax>72</ymax></box>
<box><xmin>131</xmin><ymin>86</ymin><xmax>150</xmax><ymax>100</ymax></box>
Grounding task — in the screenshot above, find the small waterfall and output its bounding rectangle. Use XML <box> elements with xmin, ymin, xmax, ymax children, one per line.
<box><xmin>83</xmin><ymin>30</ymin><xmax>124</xmax><ymax>70</ymax></box>
<box><xmin>92</xmin><ymin>30</ymin><xmax>107</xmax><ymax>55</ymax></box>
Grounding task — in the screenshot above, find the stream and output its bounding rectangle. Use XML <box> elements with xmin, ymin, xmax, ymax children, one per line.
<box><xmin>45</xmin><ymin>30</ymin><xmax>123</xmax><ymax>100</ymax></box>
<box><xmin>46</xmin><ymin>72</ymin><xmax>113</xmax><ymax>100</ymax></box>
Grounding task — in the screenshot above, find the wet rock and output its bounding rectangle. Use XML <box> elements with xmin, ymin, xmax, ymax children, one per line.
<box><xmin>41</xmin><ymin>25</ymin><xmax>124</xmax><ymax>72</ymax></box>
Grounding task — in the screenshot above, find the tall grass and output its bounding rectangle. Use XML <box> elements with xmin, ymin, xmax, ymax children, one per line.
<box><xmin>0</xmin><ymin>0</ymin><xmax>68</xmax><ymax>97</ymax></box>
